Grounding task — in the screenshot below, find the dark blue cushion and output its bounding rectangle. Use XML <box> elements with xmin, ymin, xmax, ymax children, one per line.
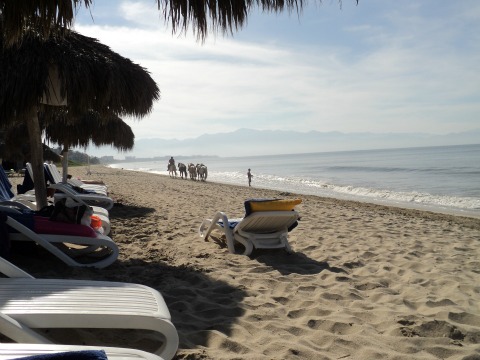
<box><xmin>13</xmin><ymin>350</ymin><xmax>108</xmax><ymax>360</ymax></box>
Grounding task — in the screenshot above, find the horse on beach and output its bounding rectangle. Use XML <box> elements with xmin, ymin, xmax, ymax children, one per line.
<box><xmin>178</xmin><ymin>163</ymin><xmax>187</xmax><ymax>179</ymax></box>
<box><xmin>168</xmin><ymin>164</ymin><xmax>177</xmax><ymax>178</ymax></box>
<box><xmin>188</xmin><ymin>163</ymin><xmax>197</xmax><ymax>180</ymax></box>
<box><xmin>196</xmin><ymin>164</ymin><xmax>208</xmax><ymax>181</ymax></box>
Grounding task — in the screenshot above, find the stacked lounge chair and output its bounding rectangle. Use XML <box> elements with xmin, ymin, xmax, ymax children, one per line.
<box><xmin>1</xmin><ymin>208</ymin><xmax>118</xmax><ymax>268</ymax></box>
<box><xmin>0</xmin><ymin>256</ymin><xmax>179</xmax><ymax>359</ymax></box>
<box><xmin>0</xmin><ymin>167</ymin><xmax>179</xmax><ymax>359</ymax></box>
<box><xmin>1</xmin><ymin>166</ymin><xmax>110</xmax><ymax>235</ymax></box>
<box><xmin>46</xmin><ymin>163</ymin><xmax>108</xmax><ymax>196</ymax></box>
<box><xmin>22</xmin><ymin>163</ymin><xmax>114</xmax><ymax>211</ymax></box>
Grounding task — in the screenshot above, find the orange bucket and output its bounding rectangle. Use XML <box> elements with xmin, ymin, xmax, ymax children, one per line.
<box><xmin>90</xmin><ymin>215</ymin><xmax>102</xmax><ymax>230</ymax></box>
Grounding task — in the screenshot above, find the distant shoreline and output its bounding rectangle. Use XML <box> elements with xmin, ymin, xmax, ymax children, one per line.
<box><xmin>97</xmin><ymin>142</ymin><xmax>480</xmax><ymax>162</ymax></box>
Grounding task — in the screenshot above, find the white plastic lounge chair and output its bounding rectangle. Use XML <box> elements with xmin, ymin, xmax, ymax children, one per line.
<box><xmin>0</xmin><ymin>195</ymin><xmax>38</xmax><ymax>211</ymax></box>
<box><xmin>1</xmin><ymin>210</ymin><xmax>118</xmax><ymax>268</ymax></box>
<box><xmin>0</xmin><ymin>176</ymin><xmax>110</xmax><ymax>236</ymax></box>
<box><xmin>49</xmin><ymin>182</ymin><xmax>114</xmax><ymax>212</ymax></box>
<box><xmin>14</xmin><ymin>164</ymin><xmax>110</xmax><ymax>219</ymax></box>
<box><xmin>24</xmin><ymin>163</ymin><xmax>114</xmax><ymax>211</ymax></box>
<box><xmin>199</xmin><ymin>198</ymin><xmax>302</xmax><ymax>256</ymax></box>
<box><xmin>47</xmin><ymin>186</ymin><xmax>110</xmax><ymax>235</ymax></box>
<box><xmin>0</xmin><ymin>344</ymin><xmax>165</xmax><ymax>360</ymax></box>
<box><xmin>0</xmin><ymin>166</ymin><xmax>37</xmax><ymax>205</ymax></box>
<box><xmin>47</xmin><ymin>163</ymin><xmax>108</xmax><ymax>195</ymax></box>
<box><xmin>0</xmin><ymin>257</ymin><xmax>179</xmax><ymax>360</ymax></box>
<box><xmin>0</xmin><ymin>200</ymin><xmax>110</xmax><ymax>236</ymax></box>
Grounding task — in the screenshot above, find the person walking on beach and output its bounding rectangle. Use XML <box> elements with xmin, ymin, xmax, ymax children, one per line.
<box><xmin>247</xmin><ymin>168</ymin><xmax>253</xmax><ymax>187</ymax></box>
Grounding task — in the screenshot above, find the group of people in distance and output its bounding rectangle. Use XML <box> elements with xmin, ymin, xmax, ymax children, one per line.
<box><xmin>167</xmin><ymin>157</ymin><xmax>208</xmax><ymax>181</ymax></box>
<box><xmin>168</xmin><ymin>157</ymin><xmax>254</xmax><ymax>187</ymax></box>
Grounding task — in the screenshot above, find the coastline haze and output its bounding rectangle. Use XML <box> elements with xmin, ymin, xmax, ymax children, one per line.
<box><xmin>82</xmin><ymin>128</ymin><xmax>480</xmax><ymax>158</ymax></box>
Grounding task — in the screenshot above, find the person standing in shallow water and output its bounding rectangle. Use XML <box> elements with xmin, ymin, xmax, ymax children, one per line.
<box><xmin>247</xmin><ymin>168</ymin><xmax>253</xmax><ymax>187</ymax></box>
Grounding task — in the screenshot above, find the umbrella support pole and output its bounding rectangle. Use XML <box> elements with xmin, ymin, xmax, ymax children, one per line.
<box><xmin>25</xmin><ymin>108</ymin><xmax>48</xmax><ymax>209</ymax></box>
<box><xmin>61</xmin><ymin>148</ymin><xmax>69</xmax><ymax>183</ymax></box>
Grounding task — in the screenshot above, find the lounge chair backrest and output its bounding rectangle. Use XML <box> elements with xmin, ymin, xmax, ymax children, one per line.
<box><xmin>17</xmin><ymin>165</ymin><xmax>35</xmax><ymax>194</ymax></box>
<box><xmin>43</xmin><ymin>163</ymin><xmax>59</xmax><ymax>184</ymax></box>
<box><xmin>237</xmin><ymin>210</ymin><xmax>300</xmax><ymax>234</ymax></box>
<box><xmin>0</xmin><ymin>173</ymin><xmax>14</xmax><ymax>201</ymax></box>
<box><xmin>0</xmin><ymin>167</ymin><xmax>14</xmax><ymax>198</ymax></box>
<box><xmin>4</xmin><ymin>211</ymin><xmax>97</xmax><ymax>238</ymax></box>
<box><xmin>244</xmin><ymin>198</ymin><xmax>302</xmax><ymax>216</ymax></box>
<box><xmin>46</xmin><ymin>163</ymin><xmax>63</xmax><ymax>183</ymax></box>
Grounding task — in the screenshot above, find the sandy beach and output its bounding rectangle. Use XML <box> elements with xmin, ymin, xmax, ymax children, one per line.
<box><xmin>7</xmin><ymin>165</ymin><xmax>480</xmax><ymax>359</ymax></box>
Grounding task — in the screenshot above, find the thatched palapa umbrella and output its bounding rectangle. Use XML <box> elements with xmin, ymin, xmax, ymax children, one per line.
<box><xmin>0</xmin><ymin>0</ymin><xmax>341</xmax><ymax>45</ymax></box>
<box><xmin>0</xmin><ymin>24</ymin><xmax>159</xmax><ymax>208</ymax></box>
<box><xmin>43</xmin><ymin>110</ymin><xmax>135</xmax><ymax>151</ymax></box>
<box><xmin>42</xmin><ymin>109</ymin><xmax>135</xmax><ymax>181</ymax></box>
<box><xmin>2</xmin><ymin>110</ymin><xmax>134</xmax><ymax>181</ymax></box>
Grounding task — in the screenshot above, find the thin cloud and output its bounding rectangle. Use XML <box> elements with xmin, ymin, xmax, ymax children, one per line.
<box><xmin>73</xmin><ymin>0</ymin><xmax>480</xmax><ymax>142</ymax></box>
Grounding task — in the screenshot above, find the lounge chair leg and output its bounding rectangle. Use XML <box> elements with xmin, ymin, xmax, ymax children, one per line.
<box><xmin>198</xmin><ymin>220</ymin><xmax>211</xmax><ymax>240</ymax></box>
<box><xmin>282</xmin><ymin>234</ymin><xmax>293</xmax><ymax>253</ymax></box>
<box><xmin>241</xmin><ymin>242</ymin><xmax>254</xmax><ymax>256</ymax></box>
<box><xmin>0</xmin><ymin>313</ymin><xmax>52</xmax><ymax>344</ymax></box>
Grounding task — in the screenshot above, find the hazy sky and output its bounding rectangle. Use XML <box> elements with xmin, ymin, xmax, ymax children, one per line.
<box><xmin>73</xmin><ymin>0</ymin><xmax>480</xmax><ymax>142</ymax></box>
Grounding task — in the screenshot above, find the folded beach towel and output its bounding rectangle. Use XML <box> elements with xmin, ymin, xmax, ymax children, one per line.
<box><xmin>4</xmin><ymin>211</ymin><xmax>97</xmax><ymax>238</ymax></box>
<box><xmin>244</xmin><ymin>198</ymin><xmax>302</xmax><ymax>216</ymax></box>
<box><xmin>17</xmin><ymin>169</ymin><xmax>35</xmax><ymax>194</ymax></box>
<box><xmin>218</xmin><ymin>218</ymin><xmax>242</xmax><ymax>229</ymax></box>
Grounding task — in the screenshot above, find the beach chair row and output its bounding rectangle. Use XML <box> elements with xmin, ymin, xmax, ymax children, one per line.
<box><xmin>1</xmin><ymin>163</ymin><xmax>115</xmax><ymax>268</ymax></box>
<box><xmin>0</xmin><ymin>164</ymin><xmax>180</xmax><ymax>359</ymax></box>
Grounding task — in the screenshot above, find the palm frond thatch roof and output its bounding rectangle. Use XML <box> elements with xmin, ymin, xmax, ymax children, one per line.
<box><xmin>0</xmin><ymin>1</ymin><xmax>92</xmax><ymax>46</ymax></box>
<box><xmin>43</xmin><ymin>110</ymin><xmax>135</xmax><ymax>152</ymax></box>
<box><xmin>0</xmin><ymin>15</ymin><xmax>158</xmax><ymax>209</ymax></box>
<box><xmin>164</xmin><ymin>0</ymin><xmax>299</xmax><ymax>40</ymax></box>
<box><xmin>0</xmin><ymin>24</ymin><xmax>159</xmax><ymax>126</ymax></box>
<box><xmin>0</xmin><ymin>0</ymin><xmax>360</xmax><ymax>45</ymax></box>
<box><xmin>2</xmin><ymin>110</ymin><xmax>134</xmax><ymax>161</ymax></box>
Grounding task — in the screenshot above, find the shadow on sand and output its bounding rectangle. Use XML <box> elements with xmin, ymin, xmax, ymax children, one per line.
<box><xmin>109</xmin><ymin>202</ymin><xmax>156</xmax><ymax>219</ymax></box>
<box><xmin>6</xmin><ymin>251</ymin><xmax>247</xmax><ymax>356</ymax></box>
<box><xmin>253</xmin><ymin>250</ymin><xmax>346</xmax><ymax>276</ymax></box>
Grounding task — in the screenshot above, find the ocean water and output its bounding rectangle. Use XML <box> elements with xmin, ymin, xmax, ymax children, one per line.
<box><xmin>108</xmin><ymin>144</ymin><xmax>480</xmax><ymax>218</ymax></box>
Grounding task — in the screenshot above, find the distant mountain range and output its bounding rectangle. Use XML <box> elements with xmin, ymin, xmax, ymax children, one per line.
<box><xmin>91</xmin><ymin>128</ymin><xmax>480</xmax><ymax>159</ymax></box>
